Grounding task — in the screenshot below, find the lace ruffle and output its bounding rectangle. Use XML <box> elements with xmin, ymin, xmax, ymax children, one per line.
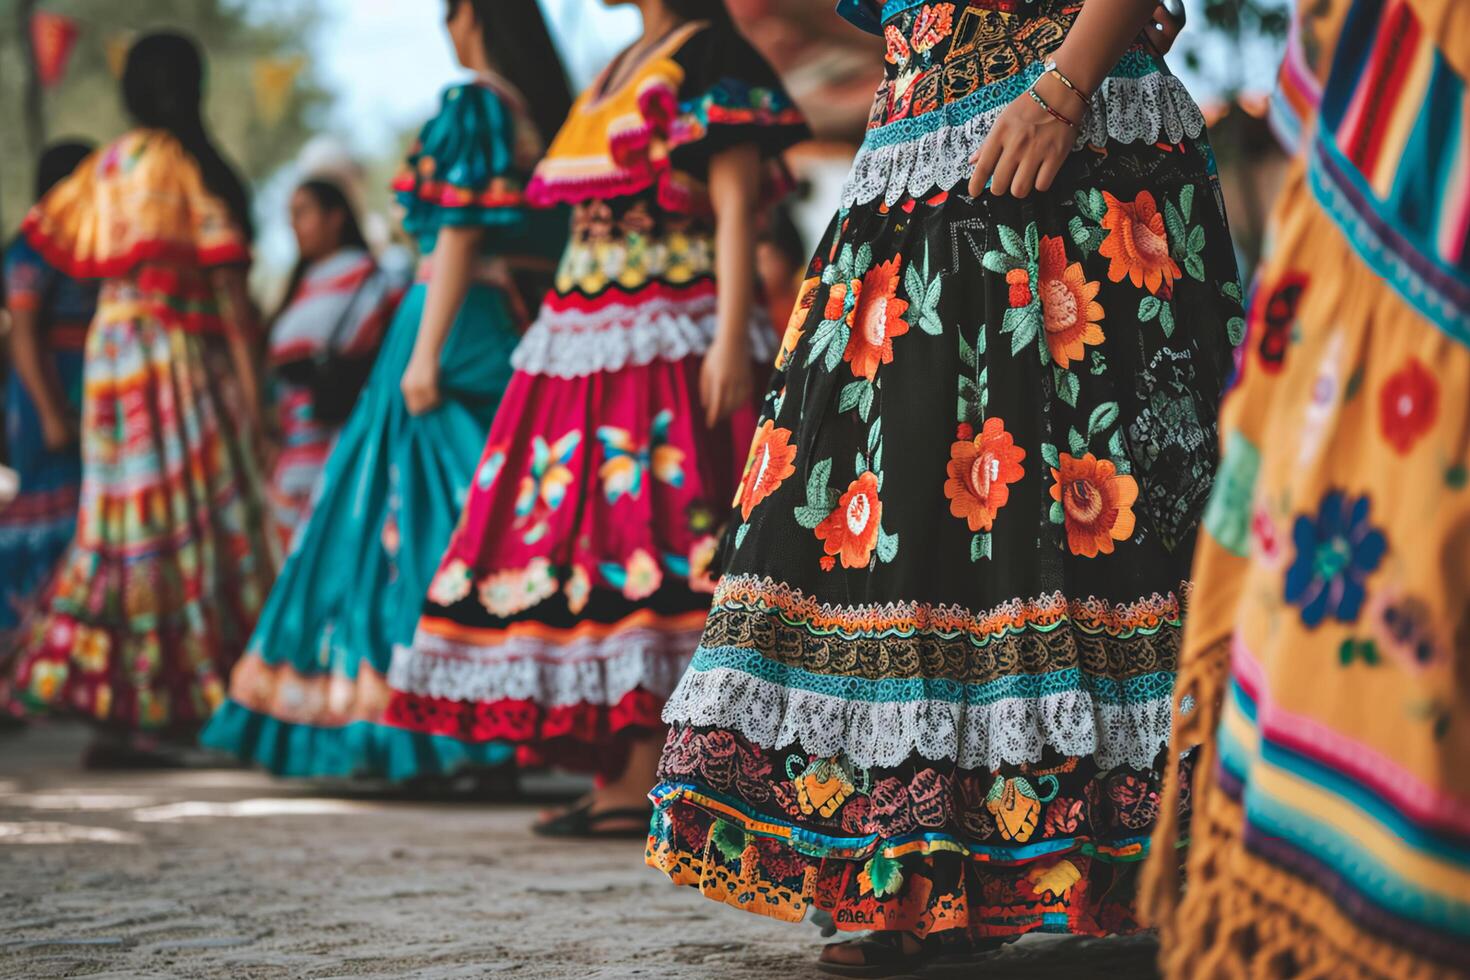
<box><xmin>661</xmin><ymin>662</ymin><xmax>1175</xmax><ymax>772</ymax></box>
<box><xmin>387</xmin><ymin>630</ymin><xmax>697</xmax><ymax>708</ymax></box>
<box><xmin>840</xmin><ymin>71</ymin><xmax>1207</xmax><ymax>208</ymax></box>
<box><xmin>511</xmin><ymin>292</ymin><xmax>776</xmax><ymax>379</ymax></box>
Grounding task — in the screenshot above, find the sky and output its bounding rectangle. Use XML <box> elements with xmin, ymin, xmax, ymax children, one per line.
<box><xmin>314</xmin><ymin>0</ymin><xmax>643</xmax><ymax>156</ymax></box>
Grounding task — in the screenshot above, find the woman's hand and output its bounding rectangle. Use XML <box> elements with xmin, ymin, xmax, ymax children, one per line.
<box><xmin>39</xmin><ymin>410</ymin><xmax>76</xmax><ymax>452</ymax></box>
<box><xmin>700</xmin><ymin>336</ymin><xmax>754</xmax><ymax>429</ymax></box>
<box><xmin>967</xmin><ymin>74</ymin><xmax>1079</xmax><ymax>199</ymax></box>
<box><xmin>401</xmin><ymin>351</ymin><xmax>442</xmax><ymax>416</ymax></box>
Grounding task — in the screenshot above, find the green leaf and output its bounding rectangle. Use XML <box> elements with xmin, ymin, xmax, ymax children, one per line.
<box><xmin>838</xmin><ymin>381</ymin><xmax>867</xmax><ymax>413</ymax></box>
<box><xmin>734</xmin><ymin>523</ymin><xmax>751</xmax><ymax>549</ymax></box>
<box><xmin>1049</xmin><ymin>500</ymin><xmax>1065</xmax><ymax>525</ymax></box>
<box><xmin>868</xmin><ymin>416</ymin><xmax>882</xmax><ymax>452</ymax></box>
<box><xmin>997</xmin><ymin>224</ymin><xmax>1025</xmax><ymax>257</ymax></box>
<box><xmin>793</xmin><ymin>503</ymin><xmax>829</xmax><ymax>529</ymax></box>
<box><xmin>823</xmin><ymin>325</ymin><xmax>848</xmax><ymax>372</ymax></box>
<box><xmin>1068</xmin><ymin>426</ymin><xmax>1088</xmax><ymax>456</ymax></box>
<box><xmin>864</xmin><ymin>853</ymin><xmax>904</xmax><ymax>899</ymax></box>
<box><xmin>1089</xmin><ymin>188</ymin><xmax>1106</xmax><ymax>221</ymax></box>
<box><xmin>1003</xmin><ymin>304</ymin><xmax>1042</xmax><ymax>355</ymax></box>
<box><xmin>1138</xmin><ymin>295</ymin><xmax>1162</xmax><ymax>322</ymax></box>
<box><xmin>1188</xmin><ymin>224</ymin><xmax>1206</xmax><ymax>254</ymax></box>
<box><xmin>1088</xmin><ymin>401</ymin><xmax>1120</xmax><ymax>438</ymax></box>
<box><xmin>1226</xmin><ymin>316</ymin><xmax>1246</xmax><ymax>346</ymax></box>
<box><xmin>837</xmin><ymin>243</ymin><xmax>855</xmax><ymax>277</ymax></box>
<box><xmin>904</xmin><ymin>263</ymin><xmax>927</xmax><ymax>312</ymax></box>
<box><xmin>1069</xmin><ymin>215</ymin><xmax>1089</xmax><ymax>248</ymax></box>
<box><xmin>711</xmin><ymin>819</ymin><xmax>747</xmax><ymax>862</ymax></box>
<box><xmin>1185</xmin><ymin>254</ymin><xmax>1206</xmax><ymax>282</ymax></box>
<box><xmin>1159</xmin><ymin>301</ymin><xmax>1175</xmax><ymax>338</ymax></box>
<box><xmin>1222</xmin><ymin>279</ymin><xmax>1242</xmax><ymax>302</ymax></box>
<box><xmin>982</xmin><ymin>250</ymin><xmax>1023</xmax><ymax>275</ymax></box>
<box><xmin>970</xmin><ymin>533</ymin><xmax>993</xmax><ymax>562</ymax></box>
<box><xmin>872</xmin><ymin>443</ymin><xmax>883</xmax><ymax>474</ymax></box>
<box><xmin>806</xmin><ymin>319</ymin><xmax>838</xmax><ymax>364</ymax></box>
<box><xmin>1108</xmin><ymin>429</ymin><xmax>1128</xmax><ymax>460</ymax></box>
<box><xmin>806</xmin><ymin>458</ymin><xmax>833</xmax><ymax>501</ymax></box>
<box><xmin>1089</xmin><ymin>350</ymin><xmax>1107</xmax><ymax>376</ymax></box>
<box><xmin>1073</xmin><ymin>189</ymin><xmax>1093</xmax><ymax>219</ymax></box>
<box><xmin>855</xmin><ymin>451</ymin><xmax>868</xmax><ymax>474</ymax></box>
<box><xmin>859</xmin><ymin>384</ymin><xmax>875</xmax><ymax>422</ymax></box>
<box><xmin>977</xmin><ymin>366</ymin><xmax>990</xmax><ymax>413</ymax></box>
<box><xmin>958</xmin><ymin>332</ymin><xmax>977</xmax><ymax>369</ymax></box>
<box><xmin>1023</xmin><ymin>221</ymin><xmax>1039</xmax><ymax>256</ymax></box>
<box><xmin>876</xmin><ymin>526</ymin><xmax>900</xmax><ymax>563</ymax></box>
<box><xmin>1054</xmin><ymin>367</ymin><xmax>1080</xmax><ymax>407</ymax></box>
<box><xmin>1041</xmin><ymin>442</ymin><xmax>1061</xmax><ymax>469</ymax></box>
<box><xmin>1164</xmin><ymin>201</ymin><xmax>1187</xmax><ymax>254</ymax></box>
<box><xmin>1180</xmin><ymin>183</ymin><xmax>1195</xmax><ymax>221</ymax></box>
<box><xmin>854</xmin><ymin>242</ymin><xmax>874</xmax><ymax>277</ymax></box>
<box><xmin>975</xmin><ymin>322</ymin><xmax>987</xmax><ymax>356</ymax></box>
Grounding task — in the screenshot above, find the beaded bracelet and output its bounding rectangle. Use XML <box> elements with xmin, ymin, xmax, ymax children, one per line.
<box><xmin>1042</xmin><ymin>57</ymin><xmax>1093</xmax><ymax>108</ymax></box>
<box><xmin>1026</xmin><ymin>85</ymin><xmax>1079</xmax><ymax>128</ymax></box>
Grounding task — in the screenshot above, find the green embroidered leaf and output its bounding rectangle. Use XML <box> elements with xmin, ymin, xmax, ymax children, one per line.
<box><xmin>1164</xmin><ymin>202</ymin><xmax>1187</xmax><ymax>256</ymax></box>
<box><xmin>824</xmin><ymin>324</ymin><xmax>849</xmax><ymax>372</ymax></box>
<box><xmin>1185</xmin><ymin>254</ymin><xmax>1206</xmax><ymax>282</ymax></box>
<box><xmin>982</xmin><ymin>249</ymin><xmax>1023</xmax><ymax>275</ymax></box>
<box><xmin>859</xmin><ymin>384</ymin><xmax>875</xmax><ymax>422</ymax></box>
<box><xmin>806</xmin><ymin>319</ymin><xmax>837</xmax><ymax>364</ymax></box>
<box><xmin>1012</xmin><ymin>776</ymin><xmax>1039</xmax><ymax>801</ymax></box>
<box><xmin>1180</xmin><ymin>183</ymin><xmax>1195</xmax><ymax>221</ymax></box>
<box><xmin>1221</xmin><ymin>278</ymin><xmax>1242</xmax><ymax>302</ymax></box>
<box><xmin>1073</xmin><ymin>189</ymin><xmax>1093</xmax><ymax>219</ymax></box>
<box><xmin>958</xmin><ymin>331</ymin><xmax>977</xmax><ymax>369</ymax></box>
<box><xmin>864</xmin><ymin>853</ymin><xmax>904</xmax><ymax>899</ymax></box>
<box><xmin>1087</xmin><ymin>402</ymin><xmax>1120</xmax><ymax>439</ymax></box>
<box><xmin>978</xmin><ymin>366</ymin><xmax>990</xmax><ymax>412</ymax></box>
<box><xmin>855</xmin><ymin>451</ymin><xmax>868</xmax><ymax>474</ymax></box>
<box><xmin>1226</xmin><ymin>316</ymin><xmax>1246</xmax><ymax>346</ymax></box>
<box><xmin>1049</xmin><ymin>500</ymin><xmax>1065</xmax><ymax>525</ymax></box>
<box><xmin>711</xmin><ymin>819</ymin><xmax>747</xmax><ymax>862</ymax></box>
<box><xmin>876</xmin><ymin>526</ymin><xmax>900</xmax><ymax>563</ymax></box>
<box><xmin>1138</xmin><ymin>295</ymin><xmax>1161</xmax><ymax>322</ymax></box>
<box><xmin>1108</xmin><ymin>429</ymin><xmax>1128</xmax><ymax>461</ymax></box>
<box><xmin>975</xmin><ymin>322</ymin><xmax>987</xmax><ymax>356</ymax></box>
<box><xmin>1041</xmin><ymin>441</ymin><xmax>1061</xmax><ymax>469</ymax></box>
<box><xmin>1024</xmin><ymin>221</ymin><xmax>1039</xmax><ymax>257</ymax></box>
<box><xmin>793</xmin><ymin>458</ymin><xmax>837</xmax><ymax>528</ymax></box>
<box><xmin>1159</xmin><ymin>302</ymin><xmax>1175</xmax><ymax>338</ymax></box>
<box><xmin>854</xmin><ymin>242</ymin><xmax>874</xmax><ymax>277</ymax></box>
<box><xmin>904</xmin><ymin>263</ymin><xmax>927</xmax><ymax>312</ymax></box>
<box><xmin>1003</xmin><ymin>304</ymin><xmax>1042</xmax><ymax>355</ymax></box>
<box><xmin>1089</xmin><ymin>350</ymin><xmax>1107</xmax><ymax>376</ymax></box>
<box><xmin>997</xmin><ymin>224</ymin><xmax>1025</xmax><ymax>257</ymax></box>
<box><xmin>867</xmin><ymin>416</ymin><xmax>882</xmax><ymax>452</ymax></box>
<box><xmin>734</xmin><ymin>522</ymin><xmax>751</xmax><ymax>550</ymax></box>
<box><xmin>957</xmin><ymin>394</ymin><xmax>970</xmax><ymax>423</ymax></box>
<box><xmin>1188</xmin><ymin>224</ymin><xmax>1206</xmax><ymax>254</ymax></box>
<box><xmin>1068</xmin><ymin>426</ymin><xmax>1088</xmax><ymax>457</ymax></box>
<box><xmin>1089</xmin><ymin>188</ymin><xmax>1106</xmax><ymax>222</ymax></box>
<box><xmin>984</xmin><ymin>774</ymin><xmax>1007</xmax><ymax>803</ymax></box>
<box><xmin>970</xmin><ymin>532</ymin><xmax>993</xmax><ymax>562</ymax></box>
<box><xmin>1069</xmin><ymin>215</ymin><xmax>1090</xmax><ymax>249</ymax></box>
<box><xmin>872</xmin><ymin>443</ymin><xmax>883</xmax><ymax>474</ymax></box>
<box><xmin>837</xmin><ymin>243</ymin><xmax>855</xmax><ymax>277</ymax></box>
<box><xmin>1054</xmin><ymin>366</ymin><xmax>1080</xmax><ymax>407</ymax></box>
<box><xmin>838</xmin><ymin>381</ymin><xmax>867</xmax><ymax>413</ymax></box>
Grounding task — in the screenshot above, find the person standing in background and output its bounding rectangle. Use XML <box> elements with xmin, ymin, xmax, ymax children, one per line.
<box><xmin>265</xmin><ymin>178</ymin><xmax>403</xmax><ymax>553</ymax></box>
<box><xmin>202</xmin><ymin>0</ymin><xmax>570</xmax><ymax>787</ymax></box>
<box><xmin>1142</xmin><ymin>1</ymin><xmax>1470</xmax><ymax>976</ymax></box>
<box><xmin>383</xmin><ymin>0</ymin><xmax>809</xmax><ymax>836</ymax></box>
<box><xmin>1</xmin><ymin>141</ymin><xmax>96</xmax><ymax>645</ymax></box>
<box><xmin>7</xmin><ymin>33</ymin><xmax>273</xmax><ymax>769</ymax></box>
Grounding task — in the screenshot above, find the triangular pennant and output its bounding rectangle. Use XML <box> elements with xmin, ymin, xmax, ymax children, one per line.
<box><xmin>31</xmin><ymin>11</ymin><xmax>80</xmax><ymax>87</ymax></box>
<box><xmin>252</xmin><ymin>55</ymin><xmax>305</xmax><ymax>125</ymax></box>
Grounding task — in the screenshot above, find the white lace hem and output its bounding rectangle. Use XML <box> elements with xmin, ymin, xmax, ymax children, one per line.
<box><xmin>511</xmin><ymin>292</ymin><xmax>777</xmax><ymax>379</ymax></box>
<box><xmin>840</xmin><ymin>72</ymin><xmax>1208</xmax><ymax>208</ymax></box>
<box><xmin>387</xmin><ymin>629</ymin><xmax>699</xmax><ymax>707</ymax></box>
<box><xmin>661</xmin><ymin>665</ymin><xmax>1173</xmax><ymax>772</ymax></box>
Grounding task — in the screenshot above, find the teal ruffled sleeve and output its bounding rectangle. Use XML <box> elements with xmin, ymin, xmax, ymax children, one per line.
<box><xmin>393</xmin><ymin>83</ymin><xmax>534</xmax><ymax>247</ymax></box>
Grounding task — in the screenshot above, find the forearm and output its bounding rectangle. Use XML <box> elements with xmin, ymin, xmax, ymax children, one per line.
<box><xmin>1051</xmin><ymin>0</ymin><xmax>1157</xmax><ymax>93</ymax></box>
<box><xmin>413</xmin><ymin>227</ymin><xmax>482</xmax><ymax>362</ymax></box>
<box><xmin>709</xmin><ymin>146</ymin><xmax>762</xmax><ymax>352</ymax></box>
<box><xmin>7</xmin><ymin>308</ymin><xmax>68</xmax><ymax>422</ymax></box>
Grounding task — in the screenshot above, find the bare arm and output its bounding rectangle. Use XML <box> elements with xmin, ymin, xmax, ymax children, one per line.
<box><xmin>7</xmin><ymin>303</ymin><xmax>73</xmax><ymax>450</ymax></box>
<box><xmin>702</xmin><ymin>143</ymin><xmax>762</xmax><ymax>428</ymax></box>
<box><xmin>211</xmin><ymin>266</ymin><xmax>265</xmax><ymax>435</ymax></box>
<box><xmin>401</xmin><ymin>225</ymin><xmax>483</xmax><ymax>416</ymax></box>
<box><xmin>970</xmin><ymin>0</ymin><xmax>1157</xmax><ymax>198</ymax></box>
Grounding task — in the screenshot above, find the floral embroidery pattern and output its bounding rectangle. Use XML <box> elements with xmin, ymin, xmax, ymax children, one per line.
<box><xmin>1284</xmin><ymin>490</ymin><xmax>1386</xmax><ymax>628</ymax></box>
<box><xmin>778</xmin><ymin>276</ymin><xmax>821</xmax><ymax>369</ymax></box>
<box><xmin>815</xmin><ymin>471</ymin><xmax>884</xmax><ymax>569</ymax></box>
<box><xmin>1378</xmin><ymin>357</ymin><xmax>1438</xmax><ymax>455</ymax></box>
<box><xmin>1256</xmin><ymin>273</ymin><xmax>1306</xmax><ymax>374</ymax></box>
<box><xmin>1098</xmin><ymin>190</ymin><xmax>1181</xmax><ymax>295</ymax></box>
<box><xmin>596</xmin><ymin>410</ymin><xmax>687</xmax><ymax>504</ymax></box>
<box><xmin>428</xmin><ymin>559</ymin><xmax>474</xmax><ymax>607</ymax></box>
<box><xmin>910</xmin><ymin>3</ymin><xmax>956</xmax><ymax>54</ymax></box>
<box><xmin>945</xmin><ymin>417</ymin><xmax>1025</xmax><ymax>533</ymax></box>
<box><xmin>1050</xmin><ymin>453</ymin><xmax>1139</xmax><ymax>557</ymax></box>
<box><xmin>843</xmin><ymin>256</ymin><xmax>910</xmax><ymax>381</ymax></box>
<box><xmin>477</xmin><ymin>557</ymin><xmax>558</xmax><ymax>618</ymax></box>
<box><xmin>1038</xmin><ymin>234</ymin><xmax>1105</xmax><ymax>368</ymax></box>
<box><xmin>515</xmin><ymin>431</ymin><xmax>582</xmax><ymax>545</ymax></box>
<box><xmin>736</xmin><ymin>421</ymin><xmax>798</xmax><ymax>520</ymax></box>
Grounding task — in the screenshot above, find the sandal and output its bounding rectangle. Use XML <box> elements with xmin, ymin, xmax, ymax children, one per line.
<box><xmin>531</xmin><ymin>803</ymin><xmax>652</xmax><ymax>840</ymax></box>
<box><xmin>816</xmin><ymin>931</ymin><xmax>937</xmax><ymax>978</ymax></box>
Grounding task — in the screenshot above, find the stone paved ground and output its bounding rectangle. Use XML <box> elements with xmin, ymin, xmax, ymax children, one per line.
<box><xmin>0</xmin><ymin>723</ymin><xmax>1160</xmax><ymax>979</ymax></box>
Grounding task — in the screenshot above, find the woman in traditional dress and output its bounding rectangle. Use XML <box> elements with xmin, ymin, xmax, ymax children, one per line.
<box><xmin>383</xmin><ymin>0</ymin><xmax>809</xmax><ymax>835</ymax></box>
<box><xmin>1141</xmin><ymin>1</ymin><xmax>1470</xmax><ymax>976</ymax></box>
<box><xmin>644</xmin><ymin>0</ymin><xmax>1244</xmax><ymax>972</ymax></box>
<box><xmin>201</xmin><ymin>0</ymin><xmax>570</xmax><ymax>784</ymax></box>
<box><xmin>265</xmin><ymin>179</ymin><xmax>402</xmax><ymax>552</ymax></box>
<box><xmin>1</xmin><ymin>142</ymin><xmax>96</xmax><ymax>642</ymax></box>
<box><xmin>8</xmin><ymin>33</ymin><xmax>273</xmax><ymax>768</ymax></box>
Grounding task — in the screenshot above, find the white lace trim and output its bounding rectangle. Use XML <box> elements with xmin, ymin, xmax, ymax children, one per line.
<box><xmin>840</xmin><ymin>71</ymin><xmax>1208</xmax><ymax>208</ymax></box>
<box><xmin>661</xmin><ymin>665</ymin><xmax>1173</xmax><ymax>772</ymax></box>
<box><xmin>511</xmin><ymin>292</ymin><xmax>777</xmax><ymax>379</ymax></box>
<box><xmin>387</xmin><ymin>629</ymin><xmax>698</xmax><ymax>708</ymax></box>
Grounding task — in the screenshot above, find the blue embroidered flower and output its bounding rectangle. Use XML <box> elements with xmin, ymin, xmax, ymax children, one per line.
<box><xmin>1284</xmin><ymin>490</ymin><xmax>1386</xmax><ymax>627</ymax></box>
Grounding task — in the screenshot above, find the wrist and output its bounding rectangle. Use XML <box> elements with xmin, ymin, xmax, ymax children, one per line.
<box><xmin>1047</xmin><ymin>48</ymin><xmax>1107</xmax><ymax>99</ymax></box>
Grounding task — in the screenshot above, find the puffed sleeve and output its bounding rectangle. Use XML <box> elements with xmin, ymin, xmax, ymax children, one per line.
<box><xmin>22</xmin><ymin>131</ymin><xmax>249</xmax><ymax>278</ymax></box>
<box><xmin>3</xmin><ymin>237</ymin><xmax>55</xmax><ymax>313</ymax></box>
<box><xmin>666</xmin><ymin>24</ymin><xmax>811</xmax><ymax>177</ymax></box>
<box><xmin>393</xmin><ymin>83</ymin><xmax>537</xmax><ymax>240</ymax></box>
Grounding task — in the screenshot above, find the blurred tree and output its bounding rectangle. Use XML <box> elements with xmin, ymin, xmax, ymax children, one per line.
<box><xmin>1181</xmin><ymin>0</ymin><xmax>1292</xmax><ymax>97</ymax></box>
<box><xmin>0</xmin><ymin>0</ymin><xmax>329</xmax><ymax>238</ymax></box>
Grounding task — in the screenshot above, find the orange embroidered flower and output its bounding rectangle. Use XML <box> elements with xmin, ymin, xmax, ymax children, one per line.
<box><xmin>778</xmin><ymin>276</ymin><xmax>821</xmax><ymax>369</ymax></box>
<box><xmin>1098</xmin><ymin>190</ymin><xmax>1181</xmax><ymax>295</ymax></box>
<box><xmin>815</xmin><ymin>471</ymin><xmax>883</xmax><ymax>569</ymax></box>
<box><xmin>911</xmin><ymin>3</ymin><xmax>956</xmax><ymax>53</ymax></box>
<box><xmin>1038</xmin><ymin>235</ymin><xmax>1105</xmax><ymax>368</ymax></box>
<box><xmin>945</xmin><ymin>417</ymin><xmax>1026</xmax><ymax>531</ymax></box>
<box><xmin>843</xmin><ymin>258</ymin><xmax>911</xmax><ymax>380</ymax></box>
<box><xmin>1050</xmin><ymin>453</ymin><xmax>1138</xmax><ymax>557</ymax></box>
<box><xmin>1006</xmin><ymin>268</ymin><xmax>1032</xmax><ymax>307</ymax></box>
<box><xmin>736</xmin><ymin>421</ymin><xmax>798</xmax><ymax>520</ymax></box>
<box><xmin>825</xmin><ymin>279</ymin><xmax>856</xmax><ymax>323</ymax></box>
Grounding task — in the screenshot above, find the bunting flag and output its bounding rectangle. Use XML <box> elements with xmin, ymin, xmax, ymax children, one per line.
<box><xmin>31</xmin><ymin>11</ymin><xmax>80</xmax><ymax>87</ymax></box>
<box><xmin>252</xmin><ymin>55</ymin><xmax>305</xmax><ymax>125</ymax></box>
<box><xmin>106</xmin><ymin>32</ymin><xmax>136</xmax><ymax>79</ymax></box>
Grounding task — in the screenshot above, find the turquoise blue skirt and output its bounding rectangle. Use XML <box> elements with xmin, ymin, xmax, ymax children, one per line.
<box><xmin>202</xmin><ymin>281</ymin><xmax>517</xmax><ymax>780</ymax></box>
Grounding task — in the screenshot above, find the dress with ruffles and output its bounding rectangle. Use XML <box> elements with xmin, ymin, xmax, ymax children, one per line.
<box><xmin>1141</xmin><ymin>1</ymin><xmax>1470</xmax><ymax>976</ymax></box>
<box><xmin>201</xmin><ymin>79</ymin><xmax>564</xmax><ymax>780</ymax></box>
<box><xmin>647</xmin><ymin>0</ymin><xmax>1243</xmax><ymax>943</ymax></box>
<box><xmin>383</xmin><ymin>21</ymin><xmax>809</xmax><ymax>776</ymax></box>
<box><xmin>7</xmin><ymin>130</ymin><xmax>273</xmax><ymax>735</ymax></box>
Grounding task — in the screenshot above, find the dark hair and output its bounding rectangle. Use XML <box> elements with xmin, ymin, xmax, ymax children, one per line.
<box><xmin>665</xmin><ymin>0</ymin><xmax>734</xmax><ymax>26</ymax></box>
<box><xmin>122</xmin><ymin>31</ymin><xmax>254</xmax><ymax>241</ymax></box>
<box><xmin>35</xmin><ymin>140</ymin><xmax>94</xmax><ymax>200</ymax></box>
<box><xmin>271</xmin><ymin>178</ymin><xmax>370</xmax><ymax>327</ymax></box>
<box><xmin>448</xmin><ymin>0</ymin><xmax>573</xmax><ymax>149</ymax></box>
